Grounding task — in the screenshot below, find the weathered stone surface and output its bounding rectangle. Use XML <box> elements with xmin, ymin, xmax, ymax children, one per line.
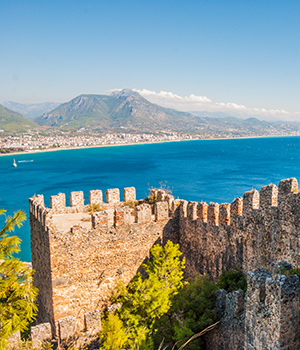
<box><xmin>89</xmin><ymin>189</ymin><xmax>103</xmax><ymax>205</ymax></box>
<box><xmin>245</xmin><ymin>267</ymin><xmax>300</xmax><ymax>350</ymax></box>
<box><xmin>135</xmin><ymin>203</ymin><xmax>152</xmax><ymax>223</ymax></box>
<box><xmin>154</xmin><ymin>201</ymin><xmax>169</xmax><ymax>221</ymax></box>
<box><xmin>31</xmin><ymin>322</ymin><xmax>52</xmax><ymax>347</ymax></box>
<box><xmin>206</xmin><ymin>290</ymin><xmax>245</xmax><ymax>350</ymax></box>
<box><xmin>70</xmin><ymin>191</ymin><xmax>84</xmax><ymax>207</ymax></box>
<box><xmin>123</xmin><ymin>187</ymin><xmax>136</xmax><ymax>202</ymax></box>
<box><xmin>50</xmin><ymin>193</ymin><xmax>66</xmax><ymax>212</ymax></box>
<box><xmin>58</xmin><ymin>316</ymin><xmax>78</xmax><ymax>343</ymax></box>
<box><xmin>29</xmin><ymin>178</ymin><xmax>300</xmax><ymax>348</ymax></box>
<box><xmin>84</xmin><ymin>310</ymin><xmax>101</xmax><ymax>335</ymax></box>
<box><xmin>105</xmin><ymin>188</ymin><xmax>120</xmax><ymax>204</ymax></box>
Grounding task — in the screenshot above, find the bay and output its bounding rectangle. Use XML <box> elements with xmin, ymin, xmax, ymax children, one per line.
<box><xmin>1</xmin><ymin>136</ymin><xmax>300</xmax><ymax>262</ymax></box>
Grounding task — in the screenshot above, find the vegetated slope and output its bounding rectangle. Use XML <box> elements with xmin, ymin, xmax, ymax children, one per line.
<box><xmin>35</xmin><ymin>89</ymin><xmax>207</xmax><ymax>132</ymax></box>
<box><xmin>1</xmin><ymin>101</ymin><xmax>61</xmax><ymax>120</ymax></box>
<box><xmin>35</xmin><ymin>89</ymin><xmax>300</xmax><ymax>135</ymax></box>
<box><xmin>0</xmin><ymin>105</ymin><xmax>38</xmax><ymax>131</ymax></box>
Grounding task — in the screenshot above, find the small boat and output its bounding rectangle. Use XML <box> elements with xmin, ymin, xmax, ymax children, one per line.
<box><xmin>13</xmin><ymin>159</ymin><xmax>17</xmax><ymax>167</ymax></box>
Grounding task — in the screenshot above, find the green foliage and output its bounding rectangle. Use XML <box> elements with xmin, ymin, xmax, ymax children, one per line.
<box><xmin>6</xmin><ymin>340</ymin><xmax>53</xmax><ymax>350</ymax></box>
<box><xmin>0</xmin><ymin>209</ymin><xmax>38</xmax><ymax>349</ymax></box>
<box><xmin>278</xmin><ymin>262</ymin><xmax>300</xmax><ymax>278</ymax></box>
<box><xmin>88</xmin><ymin>203</ymin><xmax>103</xmax><ymax>214</ymax></box>
<box><xmin>217</xmin><ymin>267</ymin><xmax>247</xmax><ymax>293</ymax></box>
<box><xmin>101</xmin><ymin>241</ymin><xmax>185</xmax><ymax>350</ymax></box>
<box><xmin>99</xmin><ymin>313</ymin><xmax>128</xmax><ymax>350</ymax></box>
<box><xmin>154</xmin><ymin>274</ymin><xmax>218</xmax><ymax>350</ymax></box>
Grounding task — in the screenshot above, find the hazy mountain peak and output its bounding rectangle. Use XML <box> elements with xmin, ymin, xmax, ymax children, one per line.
<box><xmin>110</xmin><ymin>89</ymin><xmax>141</xmax><ymax>98</ymax></box>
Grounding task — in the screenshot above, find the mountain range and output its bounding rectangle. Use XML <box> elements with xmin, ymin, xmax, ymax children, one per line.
<box><xmin>0</xmin><ymin>105</ymin><xmax>37</xmax><ymax>132</ymax></box>
<box><xmin>1</xmin><ymin>101</ymin><xmax>61</xmax><ymax>120</ymax></box>
<box><xmin>1</xmin><ymin>89</ymin><xmax>300</xmax><ymax>136</ymax></box>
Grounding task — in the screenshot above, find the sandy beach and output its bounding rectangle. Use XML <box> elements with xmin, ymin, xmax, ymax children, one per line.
<box><xmin>1</xmin><ymin>134</ymin><xmax>299</xmax><ymax>158</ymax></box>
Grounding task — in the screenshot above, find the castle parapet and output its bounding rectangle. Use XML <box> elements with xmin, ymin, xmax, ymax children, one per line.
<box><xmin>278</xmin><ymin>177</ymin><xmax>298</xmax><ymax>205</ymax></box>
<box><xmin>243</xmin><ymin>189</ymin><xmax>259</xmax><ymax>217</ymax></box>
<box><xmin>123</xmin><ymin>187</ymin><xmax>136</xmax><ymax>202</ymax></box>
<box><xmin>105</xmin><ymin>188</ymin><xmax>120</xmax><ymax>204</ymax></box>
<box><xmin>187</xmin><ymin>202</ymin><xmax>198</xmax><ymax>221</ymax></box>
<box><xmin>154</xmin><ymin>201</ymin><xmax>169</xmax><ymax>221</ymax></box>
<box><xmin>259</xmin><ymin>184</ymin><xmax>278</xmax><ymax>209</ymax></box>
<box><xmin>180</xmin><ymin>200</ymin><xmax>188</xmax><ymax>218</ymax></box>
<box><xmin>208</xmin><ymin>203</ymin><xmax>219</xmax><ymax>225</ymax></box>
<box><xmin>89</xmin><ymin>190</ymin><xmax>103</xmax><ymax>205</ymax></box>
<box><xmin>219</xmin><ymin>203</ymin><xmax>230</xmax><ymax>226</ymax></box>
<box><xmin>50</xmin><ymin>193</ymin><xmax>66</xmax><ymax>213</ymax></box>
<box><xmin>135</xmin><ymin>204</ymin><xmax>152</xmax><ymax>224</ymax></box>
<box><xmin>70</xmin><ymin>191</ymin><xmax>84</xmax><ymax>208</ymax></box>
<box><xmin>197</xmin><ymin>202</ymin><xmax>208</xmax><ymax>222</ymax></box>
<box><xmin>230</xmin><ymin>197</ymin><xmax>243</xmax><ymax>224</ymax></box>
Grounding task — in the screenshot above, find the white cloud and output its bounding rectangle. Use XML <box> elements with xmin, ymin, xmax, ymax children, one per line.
<box><xmin>125</xmin><ymin>88</ymin><xmax>300</xmax><ymax>121</ymax></box>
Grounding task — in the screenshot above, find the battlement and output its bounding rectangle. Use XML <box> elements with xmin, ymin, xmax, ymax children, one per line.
<box><xmin>30</xmin><ymin>177</ymin><xmax>300</xmax><ymax>346</ymax></box>
<box><xmin>178</xmin><ymin>177</ymin><xmax>299</xmax><ymax>227</ymax></box>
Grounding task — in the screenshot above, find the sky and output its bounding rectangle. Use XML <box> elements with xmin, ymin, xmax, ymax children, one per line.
<box><xmin>1</xmin><ymin>0</ymin><xmax>300</xmax><ymax>120</ymax></box>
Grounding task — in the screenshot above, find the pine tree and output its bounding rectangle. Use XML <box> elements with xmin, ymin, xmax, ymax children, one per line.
<box><xmin>0</xmin><ymin>209</ymin><xmax>38</xmax><ymax>349</ymax></box>
<box><xmin>116</xmin><ymin>241</ymin><xmax>185</xmax><ymax>349</ymax></box>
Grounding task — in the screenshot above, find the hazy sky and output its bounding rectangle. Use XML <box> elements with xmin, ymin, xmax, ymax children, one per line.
<box><xmin>1</xmin><ymin>1</ymin><xmax>300</xmax><ymax>119</ymax></box>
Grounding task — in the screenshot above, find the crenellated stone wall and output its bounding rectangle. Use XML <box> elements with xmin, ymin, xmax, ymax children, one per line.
<box><xmin>29</xmin><ymin>177</ymin><xmax>300</xmax><ymax>348</ymax></box>
<box><xmin>178</xmin><ymin>177</ymin><xmax>300</xmax><ymax>279</ymax></box>
<box><xmin>29</xmin><ymin>186</ymin><xmax>177</xmax><ymax>336</ymax></box>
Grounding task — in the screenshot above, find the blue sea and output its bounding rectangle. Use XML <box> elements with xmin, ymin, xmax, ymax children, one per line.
<box><xmin>1</xmin><ymin>136</ymin><xmax>300</xmax><ymax>262</ymax></box>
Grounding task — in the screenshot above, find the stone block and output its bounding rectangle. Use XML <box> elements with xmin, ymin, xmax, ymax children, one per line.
<box><xmin>219</xmin><ymin>203</ymin><xmax>231</xmax><ymax>226</ymax></box>
<box><xmin>260</xmin><ymin>184</ymin><xmax>278</xmax><ymax>209</ymax></box>
<box><xmin>186</xmin><ymin>201</ymin><xmax>197</xmax><ymax>220</ymax></box>
<box><xmin>70</xmin><ymin>191</ymin><xmax>84</xmax><ymax>207</ymax></box>
<box><xmin>114</xmin><ymin>208</ymin><xmax>125</xmax><ymax>227</ymax></box>
<box><xmin>231</xmin><ymin>197</ymin><xmax>243</xmax><ymax>218</ymax></box>
<box><xmin>243</xmin><ymin>189</ymin><xmax>259</xmax><ymax>217</ymax></box>
<box><xmin>208</xmin><ymin>203</ymin><xmax>219</xmax><ymax>225</ymax></box>
<box><xmin>89</xmin><ymin>189</ymin><xmax>103</xmax><ymax>205</ymax></box>
<box><xmin>197</xmin><ymin>202</ymin><xmax>208</xmax><ymax>222</ymax></box>
<box><xmin>58</xmin><ymin>316</ymin><xmax>78</xmax><ymax>343</ymax></box>
<box><xmin>154</xmin><ymin>201</ymin><xmax>169</xmax><ymax>221</ymax></box>
<box><xmin>31</xmin><ymin>322</ymin><xmax>52</xmax><ymax>347</ymax></box>
<box><xmin>123</xmin><ymin>187</ymin><xmax>136</xmax><ymax>202</ymax></box>
<box><xmin>84</xmin><ymin>309</ymin><xmax>101</xmax><ymax>335</ymax></box>
<box><xmin>106</xmin><ymin>188</ymin><xmax>120</xmax><ymax>204</ymax></box>
<box><xmin>92</xmin><ymin>211</ymin><xmax>108</xmax><ymax>229</ymax></box>
<box><xmin>135</xmin><ymin>204</ymin><xmax>152</xmax><ymax>223</ymax></box>
<box><xmin>50</xmin><ymin>192</ymin><xmax>66</xmax><ymax>211</ymax></box>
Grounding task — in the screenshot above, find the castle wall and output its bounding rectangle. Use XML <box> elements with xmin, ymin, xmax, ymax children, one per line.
<box><xmin>178</xmin><ymin>178</ymin><xmax>300</xmax><ymax>279</ymax></box>
<box><xmin>30</xmin><ymin>177</ymin><xmax>300</xmax><ymax>346</ymax></box>
<box><xmin>30</xmin><ymin>187</ymin><xmax>177</xmax><ymax>335</ymax></box>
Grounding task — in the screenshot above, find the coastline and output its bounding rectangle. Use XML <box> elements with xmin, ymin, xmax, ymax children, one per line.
<box><xmin>1</xmin><ymin>134</ymin><xmax>299</xmax><ymax>158</ymax></box>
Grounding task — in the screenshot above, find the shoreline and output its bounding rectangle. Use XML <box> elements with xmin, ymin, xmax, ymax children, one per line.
<box><xmin>1</xmin><ymin>134</ymin><xmax>300</xmax><ymax>158</ymax></box>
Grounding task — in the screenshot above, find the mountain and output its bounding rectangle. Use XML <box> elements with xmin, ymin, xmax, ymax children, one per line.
<box><xmin>35</xmin><ymin>89</ymin><xmax>300</xmax><ymax>136</ymax></box>
<box><xmin>35</xmin><ymin>89</ymin><xmax>207</xmax><ymax>131</ymax></box>
<box><xmin>0</xmin><ymin>105</ymin><xmax>38</xmax><ymax>131</ymax></box>
<box><xmin>1</xmin><ymin>101</ymin><xmax>61</xmax><ymax>120</ymax></box>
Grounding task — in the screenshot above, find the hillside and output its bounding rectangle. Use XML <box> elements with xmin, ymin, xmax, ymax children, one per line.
<box><xmin>0</xmin><ymin>105</ymin><xmax>38</xmax><ymax>131</ymax></box>
<box><xmin>1</xmin><ymin>101</ymin><xmax>61</xmax><ymax>120</ymax></box>
<box><xmin>35</xmin><ymin>89</ymin><xmax>206</xmax><ymax>132</ymax></box>
<box><xmin>35</xmin><ymin>89</ymin><xmax>300</xmax><ymax>136</ymax></box>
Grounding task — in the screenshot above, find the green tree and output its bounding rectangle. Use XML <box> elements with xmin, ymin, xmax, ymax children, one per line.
<box><xmin>99</xmin><ymin>313</ymin><xmax>128</xmax><ymax>350</ymax></box>
<box><xmin>0</xmin><ymin>209</ymin><xmax>38</xmax><ymax>349</ymax></box>
<box><xmin>101</xmin><ymin>241</ymin><xmax>185</xmax><ymax>350</ymax></box>
<box><xmin>217</xmin><ymin>267</ymin><xmax>247</xmax><ymax>293</ymax></box>
<box><xmin>154</xmin><ymin>274</ymin><xmax>218</xmax><ymax>350</ymax></box>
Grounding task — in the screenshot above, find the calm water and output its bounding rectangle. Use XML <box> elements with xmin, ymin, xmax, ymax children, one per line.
<box><xmin>1</xmin><ymin>136</ymin><xmax>300</xmax><ymax>261</ymax></box>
